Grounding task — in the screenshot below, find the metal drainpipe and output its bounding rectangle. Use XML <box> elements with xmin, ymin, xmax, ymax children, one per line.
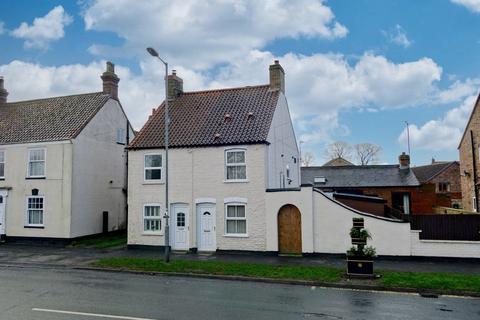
<box><xmin>470</xmin><ymin>130</ymin><xmax>479</xmax><ymax>212</ymax></box>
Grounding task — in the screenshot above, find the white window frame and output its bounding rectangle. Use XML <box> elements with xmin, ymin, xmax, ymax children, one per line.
<box><xmin>25</xmin><ymin>196</ymin><xmax>45</xmax><ymax>227</ymax></box>
<box><xmin>473</xmin><ymin>194</ymin><xmax>477</xmax><ymax>212</ymax></box>
<box><xmin>143</xmin><ymin>203</ymin><xmax>162</xmax><ymax>234</ymax></box>
<box><xmin>0</xmin><ymin>150</ymin><xmax>4</xmax><ymax>179</ymax></box>
<box><xmin>27</xmin><ymin>148</ymin><xmax>46</xmax><ymax>178</ymax></box>
<box><xmin>224</xmin><ymin>148</ymin><xmax>247</xmax><ymax>182</ymax></box>
<box><xmin>144</xmin><ymin>153</ymin><xmax>163</xmax><ymax>183</ymax></box>
<box><xmin>116</xmin><ymin>128</ymin><xmax>126</xmax><ymax>145</ymax></box>
<box><xmin>224</xmin><ymin>202</ymin><xmax>248</xmax><ymax>237</ymax></box>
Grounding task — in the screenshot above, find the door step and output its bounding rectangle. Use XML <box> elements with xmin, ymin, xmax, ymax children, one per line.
<box><xmin>278</xmin><ymin>253</ymin><xmax>303</xmax><ymax>258</ymax></box>
<box><xmin>172</xmin><ymin>250</ymin><xmax>189</xmax><ymax>255</ymax></box>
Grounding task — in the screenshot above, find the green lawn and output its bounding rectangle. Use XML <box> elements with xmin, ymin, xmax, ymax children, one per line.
<box><xmin>94</xmin><ymin>258</ymin><xmax>342</xmax><ymax>282</ymax></box>
<box><xmin>71</xmin><ymin>232</ymin><xmax>127</xmax><ymax>249</ymax></box>
<box><xmin>93</xmin><ymin>257</ymin><xmax>480</xmax><ymax>294</ymax></box>
<box><xmin>380</xmin><ymin>270</ymin><xmax>480</xmax><ymax>293</ymax></box>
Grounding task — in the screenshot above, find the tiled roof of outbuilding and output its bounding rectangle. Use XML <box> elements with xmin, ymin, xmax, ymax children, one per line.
<box><xmin>129</xmin><ymin>85</ymin><xmax>279</xmax><ymax>149</ymax></box>
<box><xmin>301</xmin><ymin>165</ymin><xmax>420</xmax><ymax>188</ymax></box>
<box><xmin>412</xmin><ymin>161</ymin><xmax>458</xmax><ymax>183</ymax></box>
<box><xmin>0</xmin><ymin>92</ymin><xmax>110</xmax><ymax>145</ymax></box>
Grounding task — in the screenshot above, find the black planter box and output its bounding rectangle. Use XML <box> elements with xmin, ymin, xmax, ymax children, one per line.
<box><xmin>347</xmin><ymin>256</ymin><xmax>374</xmax><ymax>277</ymax></box>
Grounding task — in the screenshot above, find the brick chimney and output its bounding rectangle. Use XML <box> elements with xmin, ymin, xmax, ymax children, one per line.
<box><xmin>399</xmin><ymin>152</ymin><xmax>410</xmax><ymax>169</ymax></box>
<box><xmin>269</xmin><ymin>60</ymin><xmax>285</xmax><ymax>93</ymax></box>
<box><xmin>101</xmin><ymin>61</ymin><xmax>120</xmax><ymax>100</ymax></box>
<box><xmin>166</xmin><ymin>70</ymin><xmax>183</xmax><ymax>100</ymax></box>
<box><xmin>0</xmin><ymin>76</ymin><xmax>8</xmax><ymax>104</ymax></box>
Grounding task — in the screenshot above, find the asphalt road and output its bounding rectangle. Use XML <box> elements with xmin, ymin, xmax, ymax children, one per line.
<box><xmin>0</xmin><ymin>266</ymin><xmax>478</xmax><ymax>320</ymax></box>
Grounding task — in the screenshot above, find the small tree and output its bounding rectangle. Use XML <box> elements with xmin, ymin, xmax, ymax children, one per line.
<box><xmin>354</xmin><ymin>143</ymin><xmax>382</xmax><ymax>165</ymax></box>
<box><xmin>302</xmin><ymin>152</ymin><xmax>315</xmax><ymax>167</ymax></box>
<box><xmin>323</xmin><ymin>141</ymin><xmax>353</xmax><ymax>161</ymax></box>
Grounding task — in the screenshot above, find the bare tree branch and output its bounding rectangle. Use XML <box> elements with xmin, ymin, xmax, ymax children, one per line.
<box><xmin>323</xmin><ymin>141</ymin><xmax>353</xmax><ymax>161</ymax></box>
<box><xmin>354</xmin><ymin>143</ymin><xmax>382</xmax><ymax>165</ymax></box>
<box><xmin>302</xmin><ymin>152</ymin><xmax>315</xmax><ymax>167</ymax></box>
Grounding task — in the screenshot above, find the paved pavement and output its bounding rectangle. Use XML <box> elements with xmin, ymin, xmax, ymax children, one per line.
<box><xmin>0</xmin><ymin>265</ymin><xmax>478</xmax><ymax>320</ymax></box>
<box><xmin>0</xmin><ymin>243</ymin><xmax>479</xmax><ymax>274</ymax></box>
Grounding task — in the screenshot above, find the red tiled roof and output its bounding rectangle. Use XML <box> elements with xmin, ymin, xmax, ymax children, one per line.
<box><xmin>129</xmin><ymin>85</ymin><xmax>279</xmax><ymax>149</ymax></box>
<box><xmin>0</xmin><ymin>92</ymin><xmax>111</xmax><ymax>145</ymax></box>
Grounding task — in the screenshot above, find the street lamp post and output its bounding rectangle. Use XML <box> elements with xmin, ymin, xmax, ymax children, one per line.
<box><xmin>147</xmin><ymin>47</ymin><xmax>170</xmax><ymax>263</ymax></box>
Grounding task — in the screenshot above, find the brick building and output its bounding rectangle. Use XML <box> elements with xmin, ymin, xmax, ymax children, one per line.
<box><xmin>412</xmin><ymin>161</ymin><xmax>462</xmax><ymax>210</ymax></box>
<box><xmin>301</xmin><ymin>153</ymin><xmax>434</xmax><ymax>216</ymax></box>
<box><xmin>459</xmin><ymin>94</ymin><xmax>480</xmax><ymax>212</ymax></box>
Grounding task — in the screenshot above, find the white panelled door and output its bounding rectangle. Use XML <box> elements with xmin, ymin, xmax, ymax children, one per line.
<box><xmin>197</xmin><ymin>203</ymin><xmax>216</xmax><ymax>251</ymax></box>
<box><xmin>171</xmin><ymin>204</ymin><xmax>189</xmax><ymax>250</ymax></box>
<box><xmin>0</xmin><ymin>190</ymin><xmax>7</xmax><ymax>236</ymax></box>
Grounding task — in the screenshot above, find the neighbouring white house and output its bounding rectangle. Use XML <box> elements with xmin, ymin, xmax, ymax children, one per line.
<box><xmin>127</xmin><ymin>61</ymin><xmax>479</xmax><ymax>259</ymax></box>
<box><xmin>0</xmin><ymin>62</ymin><xmax>134</xmax><ymax>241</ymax></box>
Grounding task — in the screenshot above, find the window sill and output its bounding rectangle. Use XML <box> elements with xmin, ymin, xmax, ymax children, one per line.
<box><xmin>224</xmin><ymin>180</ymin><xmax>249</xmax><ymax>184</ymax></box>
<box><xmin>143</xmin><ymin>181</ymin><xmax>165</xmax><ymax>185</ymax></box>
<box><xmin>26</xmin><ymin>177</ymin><xmax>46</xmax><ymax>180</ymax></box>
<box><xmin>24</xmin><ymin>225</ymin><xmax>44</xmax><ymax>229</ymax></box>
<box><xmin>223</xmin><ymin>234</ymin><xmax>249</xmax><ymax>238</ymax></box>
<box><xmin>142</xmin><ymin>232</ymin><xmax>163</xmax><ymax>236</ymax></box>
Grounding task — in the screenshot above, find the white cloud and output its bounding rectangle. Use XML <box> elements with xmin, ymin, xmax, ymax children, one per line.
<box><xmin>0</xmin><ymin>50</ymin><xmax>447</xmax><ymax>139</ymax></box>
<box><xmin>11</xmin><ymin>6</ymin><xmax>73</xmax><ymax>49</ymax></box>
<box><xmin>398</xmin><ymin>95</ymin><xmax>478</xmax><ymax>151</ymax></box>
<box><xmin>383</xmin><ymin>24</ymin><xmax>412</xmax><ymax>48</ymax></box>
<box><xmin>452</xmin><ymin>0</ymin><xmax>480</xmax><ymax>12</ymax></box>
<box><xmin>82</xmin><ymin>0</ymin><xmax>348</xmax><ymax>68</ymax></box>
<box><xmin>0</xmin><ymin>22</ymin><xmax>4</xmax><ymax>35</ymax></box>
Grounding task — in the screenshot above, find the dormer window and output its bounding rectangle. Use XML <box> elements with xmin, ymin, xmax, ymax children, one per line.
<box><xmin>225</xmin><ymin>149</ymin><xmax>247</xmax><ymax>181</ymax></box>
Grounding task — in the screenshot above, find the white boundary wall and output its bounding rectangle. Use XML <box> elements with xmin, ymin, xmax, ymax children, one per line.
<box><xmin>266</xmin><ymin>187</ymin><xmax>480</xmax><ymax>258</ymax></box>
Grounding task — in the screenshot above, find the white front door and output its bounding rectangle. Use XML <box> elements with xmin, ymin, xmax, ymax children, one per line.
<box><xmin>0</xmin><ymin>190</ymin><xmax>7</xmax><ymax>236</ymax></box>
<box><xmin>197</xmin><ymin>204</ymin><xmax>216</xmax><ymax>251</ymax></box>
<box><xmin>171</xmin><ymin>204</ymin><xmax>189</xmax><ymax>250</ymax></box>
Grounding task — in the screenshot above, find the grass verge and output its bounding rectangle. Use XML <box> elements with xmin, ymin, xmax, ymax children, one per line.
<box><xmin>93</xmin><ymin>257</ymin><xmax>480</xmax><ymax>294</ymax></box>
<box><xmin>93</xmin><ymin>258</ymin><xmax>342</xmax><ymax>282</ymax></box>
<box><xmin>71</xmin><ymin>232</ymin><xmax>127</xmax><ymax>249</ymax></box>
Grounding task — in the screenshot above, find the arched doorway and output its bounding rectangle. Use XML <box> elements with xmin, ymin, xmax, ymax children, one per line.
<box><xmin>277</xmin><ymin>204</ymin><xmax>302</xmax><ymax>254</ymax></box>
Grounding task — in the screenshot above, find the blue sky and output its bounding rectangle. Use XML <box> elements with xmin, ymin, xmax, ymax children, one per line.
<box><xmin>1</xmin><ymin>0</ymin><xmax>480</xmax><ymax>165</ymax></box>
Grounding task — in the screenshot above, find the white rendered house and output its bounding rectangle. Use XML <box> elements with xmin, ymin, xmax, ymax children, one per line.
<box><xmin>128</xmin><ymin>61</ymin><xmax>302</xmax><ymax>252</ymax></box>
<box><xmin>0</xmin><ymin>62</ymin><xmax>134</xmax><ymax>241</ymax></box>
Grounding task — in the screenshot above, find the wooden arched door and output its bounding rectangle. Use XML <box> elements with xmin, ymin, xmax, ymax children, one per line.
<box><xmin>277</xmin><ymin>204</ymin><xmax>302</xmax><ymax>254</ymax></box>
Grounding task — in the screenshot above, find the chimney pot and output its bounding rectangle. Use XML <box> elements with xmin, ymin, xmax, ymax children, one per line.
<box><xmin>101</xmin><ymin>61</ymin><xmax>120</xmax><ymax>100</ymax></box>
<box><xmin>269</xmin><ymin>60</ymin><xmax>285</xmax><ymax>93</ymax></box>
<box><xmin>0</xmin><ymin>76</ymin><xmax>8</xmax><ymax>104</ymax></box>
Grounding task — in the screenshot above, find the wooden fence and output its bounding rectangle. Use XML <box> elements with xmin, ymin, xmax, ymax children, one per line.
<box><xmin>410</xmin><ymin>215</ymin><xmax>480</xmax><ymax>241</ymax></box>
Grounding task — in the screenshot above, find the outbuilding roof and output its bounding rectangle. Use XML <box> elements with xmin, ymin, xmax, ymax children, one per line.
<box><xmin>129</xmin><ymin>85</ymin><xmax>279</xmax><ymax>149</ymax></box>
<box><xmin>0</xmin><ymin>92</ymin><xmax>111</xmax><ymax>145</ymax></box>
<box><xmin>301</xmin><ymin>165</ymin><xmax>420</xmax><ymax>188</ymax></box>
<box><xmin>412</xmin><ymin>161</ymin><xmax>458</xmax><ymax>183</ymax></box>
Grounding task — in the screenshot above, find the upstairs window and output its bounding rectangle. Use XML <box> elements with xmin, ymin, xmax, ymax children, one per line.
<box><xmin>0</xmin><ymin>150</ymin><xmax>4</xmax><ymax>178</ymax></box>
<box><xmin>144</xmin><ymin>154</ymin><xmax>162</xmax><ymax>181</ymax></box>
<box><xmin>116</xmin><ymin>128</ymin><xmax>126</xmax><ymax>145</ymax></box>
<box><xmin>225</xmin><ymin>149</ymin><xmax>246</xmax><ymax>181</ymax></box>
<box><xmin>28</xmin><ymin>149</ymin><xmax>46</xmax><ymax>178</ymax></box>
